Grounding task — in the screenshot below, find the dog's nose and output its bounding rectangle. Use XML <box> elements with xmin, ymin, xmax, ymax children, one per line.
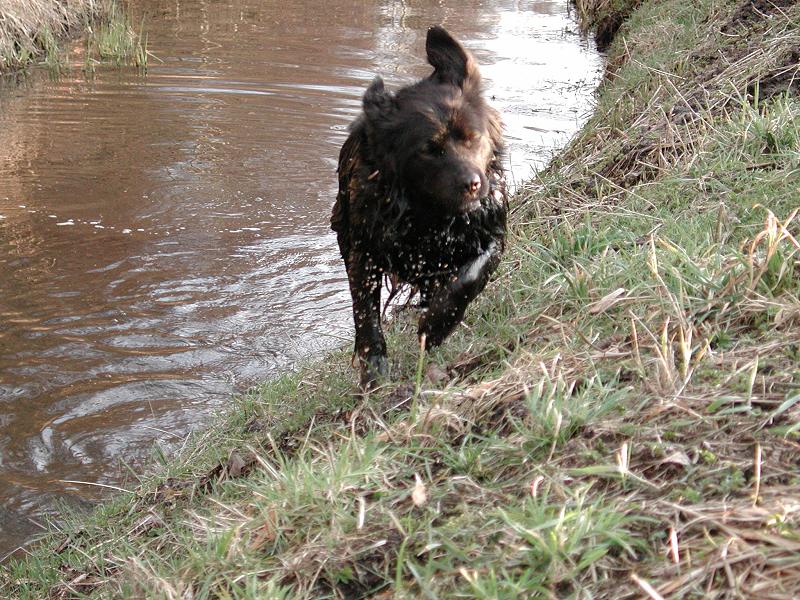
<box><xmin>466</xmin><ymin>174</ymin><xmax>481</xmax><ymax>194</ymax></box>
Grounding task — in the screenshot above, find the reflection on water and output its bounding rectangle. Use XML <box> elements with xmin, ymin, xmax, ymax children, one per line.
<box><xmin>0</xmin><ymin>0</ymin><xmax>601</xmax><ymax>555</ymax></box>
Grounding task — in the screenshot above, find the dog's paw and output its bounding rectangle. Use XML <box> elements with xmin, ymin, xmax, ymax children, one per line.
<box><xmin>359</xmin><ymin>354</ymin><xmax>389</xmax><ymax>390</ymax></box>
<box><xmin>418</xmin><ymin>311</ymin><xmax>456</xmax><ymax>350</ymax></box>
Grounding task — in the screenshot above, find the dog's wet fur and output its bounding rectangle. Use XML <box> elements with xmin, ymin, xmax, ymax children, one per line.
<box><xmin>331</xmin><ymin>26</ymin><xmax>507</xmax><ymax>388</ymax></box>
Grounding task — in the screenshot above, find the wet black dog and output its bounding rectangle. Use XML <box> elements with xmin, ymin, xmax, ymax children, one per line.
<box><xmin>331</xmin><ymin>26</ymin><xmax>507</xmax><ymax>388</ymax></box>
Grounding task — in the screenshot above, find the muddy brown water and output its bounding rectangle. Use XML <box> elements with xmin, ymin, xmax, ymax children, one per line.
<box><xmin>0</xmin><ymin>0</ymin><xmax>600</xmax><ymax>556</ymax></box>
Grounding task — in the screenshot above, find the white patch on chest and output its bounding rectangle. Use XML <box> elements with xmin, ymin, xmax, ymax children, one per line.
<box><xmin>461</xmin><ymin>241</ymin><xmax>497</xmax><ymax>285</ymax></box>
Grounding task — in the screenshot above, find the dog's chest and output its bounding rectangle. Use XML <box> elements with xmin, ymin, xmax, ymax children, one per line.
<box><xmin>383</xmin><ymin>221</ymin><xmax>468</xmax><ymax>283</ymax></box>
<box><xmin>373</xmin><ymin>198</ymin><xmax>505</xmax><ymax>285</ymax></box>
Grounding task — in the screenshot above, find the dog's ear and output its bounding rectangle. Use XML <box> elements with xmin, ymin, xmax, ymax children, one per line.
<box><xmin>426</xmin><ymin>26</ymin><xmax>480</xmax><ymax>89</ymax></box>
<box><xmin>363</xmin><ymin>77</ymin><xmax>394</xmax><ymax>121</ymax></box>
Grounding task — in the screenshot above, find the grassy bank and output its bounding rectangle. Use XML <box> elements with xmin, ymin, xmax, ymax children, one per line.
<box><xmin>3</xmin><ymin>0</ymin><xmax>800</xmax><ymax>597</ymax></box>
<box><xmin>0</xmin><ymin>0</ymin><xmax>146</xmax><ymax>74</ymax></box>
<box><xmin>573</xmin><ymin>0</ymin><xmax>644</xmax><ymax>49</ymax></box>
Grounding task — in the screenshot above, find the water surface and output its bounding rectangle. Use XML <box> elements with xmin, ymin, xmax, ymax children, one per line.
<box><xmin>0</xmin><ymin>0</ymin><xmax>601</xmax><ymax>555</ymax></box>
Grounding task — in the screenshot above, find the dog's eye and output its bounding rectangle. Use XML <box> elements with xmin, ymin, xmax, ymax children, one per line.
<box><xmin>424</xmin><ymin>142</ymin><xmax>445</xmax><ymax>157</ymax></box>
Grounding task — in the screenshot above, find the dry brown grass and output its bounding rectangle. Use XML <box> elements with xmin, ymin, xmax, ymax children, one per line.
<box><xmin>0</xmin><ymin>0</ymin><xmax>100</xmax><ymax>72</ymax></box>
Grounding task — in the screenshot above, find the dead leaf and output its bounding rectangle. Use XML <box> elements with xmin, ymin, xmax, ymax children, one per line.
<box><xmin>412</xmin><ymin>474</ymin><xmax>427</xmax><ymax>507</ymax></box>
<box><xmin>588</xmin><ymin>287</ymin><xmax>628</xmax><ymax>314</ymax></box>
<box><xmin>425</xmin><ymin>364</ymin><xmax>450</xmax><ymax>386</ymax></box>
<box><xmin>129</xmin><ymin>511</ymin><xmax>164</xmax><ymax>537</ymax></box>
<box><xmin>226</xmin><ymin>451</ymin><xmax>248</xmax><ymax>478</ymax></box>
<box><xmin>660</xmin><ymin>450</ymin><xmax>691</xmax><ymax>467</ymax></box>
<box><xmin>249</xmin><ymin>521</ymin><xmax>276</xmax><ymax>550</ymax></box>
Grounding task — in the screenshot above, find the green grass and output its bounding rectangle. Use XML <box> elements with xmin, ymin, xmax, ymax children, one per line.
<box><xmin>84</xmin><ymin>1</ymin><xmax>148</xmax><ymax>73</ymax></box>
<box><xmin>2</xmin><ymin>0</ymin><xmax>800</xmax><ymax>597</ymax></box>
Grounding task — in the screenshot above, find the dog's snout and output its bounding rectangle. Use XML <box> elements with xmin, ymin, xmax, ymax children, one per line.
<box><xmin>466</xmin><ymin>174</ymin><xmax>481</xmax><ymax>194</ymax></box>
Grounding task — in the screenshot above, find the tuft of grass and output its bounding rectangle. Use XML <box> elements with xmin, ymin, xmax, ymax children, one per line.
<box><xmin>84</xmin><ymin>2</ymin><xmax>148</xmax><ymax>73</ymax></box>
<box><xmin>0</xmin><ymin>0</ymin><xmax>147</xmax><ymax>75</ymax></box>
<box><xmin>3</xmin><ymin>0</ymin><xmax>800</xmax><ymax>598</ymax></box>
<box><xmin>0</xmin><ymin>0</ymin><xmax>94</xmax><ymax>73</ymax></box>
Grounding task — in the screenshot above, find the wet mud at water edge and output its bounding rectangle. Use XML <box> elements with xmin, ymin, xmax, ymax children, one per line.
<box><xmin>0</xmin><ymin>0</ymin><xmax>601</xmax><ymax>556</ymax></box>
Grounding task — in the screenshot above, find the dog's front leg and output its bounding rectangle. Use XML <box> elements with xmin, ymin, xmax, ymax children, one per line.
<box><xmin>419</xmin><ymin>241</ymin><xmax>502</xmax><ymax>348</ymax></box>
<box><xmin>346</xmin><ymin>248</ymin><xmax>388</xmax><ymax>389</ymax></box>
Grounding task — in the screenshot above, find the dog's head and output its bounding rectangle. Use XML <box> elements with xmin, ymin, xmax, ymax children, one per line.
<box><xmin>361</xmin><ymin>26</ymin><xmax>503</xmax><ymax>215</ymax></box>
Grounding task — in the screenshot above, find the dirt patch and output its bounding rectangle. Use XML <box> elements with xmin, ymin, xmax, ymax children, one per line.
<box><xmin>595</xmin><ymin>2</ymin><xmax>643</xmax><ymax>51</ymax></box>
<box><xmin>750</xmin><ymin>48</ymin><xmax>800</xmax><ymax>100</ymax></box>
<box><xmin>711</xmin><ymin>0</ymin><xmax>800</xmax><ymax>102</ymax></box>
<box><xmin>720</xmin><ymin>0</ymin><xmax>796</xmax><ymax>34</ymax></box>
<box><xmin>573</xmin><ymin>0</ymin><xmax>644</xmax><ymax>51</ymax></box>
<box><xmin>48</xmin><ymin>564</ymin><xmax>120</xmax><ymax>600</ymax></box>
<box><xmin>279</xmin><ymin>528</ymin><xmax>404</xmax><ymax>598</ymax></box>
